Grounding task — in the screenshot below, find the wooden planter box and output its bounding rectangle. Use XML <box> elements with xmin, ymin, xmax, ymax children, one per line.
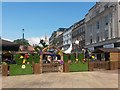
<box><xmin>88</xmin><ymin>62</ymin><xmax>94</xmax><ymax>71</ymax></box>
<box><xmin>2</xmin><ymin>64</ymin><xmax>8</xmax><ymax>76</ymax></box>
<box><xmin>33</xmin><ymin>63</ymin><xmax>41</xmax><ymax>74</ymax></box>
<box><xmin>63</xmin><ymin>63</ymin><xmax>69</xmax><ymax>72</ymax></box>
<box><xmin>9</xmin><ymin>64</ymin><xmax>33</xmax><ymax>76</ymax></box>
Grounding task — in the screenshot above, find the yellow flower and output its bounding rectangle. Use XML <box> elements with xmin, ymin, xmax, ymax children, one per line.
<box><xmin>20</xmin><ymin>56</ymin><xmax>24</xmax><ymax>59</ymax></box>
<box><xmin>22</xmin><ymin>59</ymin><xmax>26</xmax><ymax>64</ymax></box>
<box><xmin>76</xmin><ymin>58</ymin><xmax>78</xmax><ymax>61</ymax></box>
<box><xmin>92</xmin><ymin>56</ymin><xmax>95</xmax><ymax>59</ymax></box>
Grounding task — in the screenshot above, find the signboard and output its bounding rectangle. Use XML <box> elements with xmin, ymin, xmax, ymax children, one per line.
<box><xmin>88</xmin><ymin>47</ymin><xmax>94</xmax><ymax>51</ymax></box>
<box><xmin>103</xmin><ymin>44</ymin><xmax>114</xmax><ymax>48</ymax></box>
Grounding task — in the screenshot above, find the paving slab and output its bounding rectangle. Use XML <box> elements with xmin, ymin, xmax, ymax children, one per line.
<box><xmin>2</xmin><ymin>70</ymin><xmax>118</xmax><ymax>88</ymax></box>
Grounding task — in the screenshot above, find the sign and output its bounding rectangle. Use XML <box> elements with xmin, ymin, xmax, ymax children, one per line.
<box><xmin>103</xmin><ymin>44</ymin><xmax>114</xmax><ymax>48</ymax></box>
<box><xmin>88</xmin><ymin>47</ymin><xmax>94</xmax><ymax>51</ymax></box>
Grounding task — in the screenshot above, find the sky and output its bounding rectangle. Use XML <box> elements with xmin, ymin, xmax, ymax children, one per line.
<box><xmin>2</xmin><ymin>2</ymin><xmax>96</xmax><ymax>45</ymax></box>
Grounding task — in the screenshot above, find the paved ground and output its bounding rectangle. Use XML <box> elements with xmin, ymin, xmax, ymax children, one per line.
<box><xmin>0</xmin><ymin>74</ymin><xmax>1</xmax><ymax>89</ymax></box>
<box><xmin>1</xmin><ymin>70</ymin><xmax>118</xmax><ymax>88</ymax></box>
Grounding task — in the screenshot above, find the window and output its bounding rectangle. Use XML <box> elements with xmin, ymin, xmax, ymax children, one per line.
<box><xmin>104</xmin><ymin>3</ymin><xmax>109</xmax><ymax>9</ymax></box>
<box><xmin>96</xmin><ymin>33</ymin><xmax>99</xmax><ymax>42</ymax></box>
<box><xmin>96</xmin><ymin>10</ymin><xmax>99</xmax><ymax>15</ymax></box>
<box><xmin>90</xmin><ymin>35</ymin><xmax>92</xmax><ymax>44</ymax></box>
<box><xmin>104</xmin><ymin>15</ymin><xmax>108</xmax><ymax>26</ymax></box>
<box><xmin>104</xmin><ymin>30</ymin><xmax>109</xmax><ymax>40</ymax></box>
<box><xmin>111</xmin><ymin>28</ymin><xmax>113</xmax><ymax>38</ymax></box>
<box><xmin>96</xmin><ymin>21</ymin><xmax>100</xmax><ymax>29</ymax></box>
<box><xmin>109</xmin><ymin>13</ymin><xmax>112</xmax><ymax>23</ymax></box>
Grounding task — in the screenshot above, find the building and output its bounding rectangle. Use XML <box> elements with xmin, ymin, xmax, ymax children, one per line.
<box><xmin>49</xmin><ymin>28</ymin><xmax>66</xmax><ymax>46</ymax></box>
<box><xmin>63</xmin><ymin>26</ymin><xmax>73</xmax><ymax>51</ymax></box>
<box><xmin>56</xmin><ymin>33</ymin><xmax>64</xmax><ymax>49</ymax></box>
<box><xmin>85</xmin><ymin>2</ymin><xmax>120</xmax><ymax>51</ymax></box>
<box><xmin>72</xmin><ymin>19</ymin><xmax>85</xmax><ymax>53</ymax></box>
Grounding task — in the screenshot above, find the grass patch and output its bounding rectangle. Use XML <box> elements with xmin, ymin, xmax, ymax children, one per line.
<box><xmin>9</xmin><ymin>64</ymin><xmax>33</xmax><ymax>76</ymax></box>
<box><xmin>69</xmin><ymin>62</ymin><xmax>88</xmax><ymax>72</ymax></box>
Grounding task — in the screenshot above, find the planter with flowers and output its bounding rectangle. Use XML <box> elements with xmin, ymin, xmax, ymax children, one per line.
<box><xmin>9</xmin><ymin>53</ymin><xmax>40</xmax><ymax>76</ymax></box>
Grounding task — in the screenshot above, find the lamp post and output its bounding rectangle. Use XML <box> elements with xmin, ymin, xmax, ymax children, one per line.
<box><xmin>75</xmin><ymin>40</ymin><xmax>79</xmax><ymax>61</ymax></box>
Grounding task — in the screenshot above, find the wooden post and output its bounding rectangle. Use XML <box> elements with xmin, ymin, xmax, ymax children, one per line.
<box><xmin>40</xmin><ymin>54</ymin><xmax>43</xmax><ymax>73</ymax></box>
<box><xmin>33</xmin><ymin>63</ymin><xmax>41</xmax><ymax>74</ymax></box>
<box><xmin>88</xmin><ymin>62</ymin><xmax>94</xmax><ymax>71</ymax></box>
<box><xmin>2</xmin><ymin>64</ymin><xmax>8</xmax><ymax>76</ymax></box>
<box><xmin>63</xmin><ymin>63</ymin><xmax>69</xmax><ymax>72</ymax></box>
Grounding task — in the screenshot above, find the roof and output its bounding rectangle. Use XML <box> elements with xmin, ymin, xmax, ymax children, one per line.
<box><xmin>15</xmin><ymin>51</ymin><xmax>37</xmax><ymax>54</ymax></box>
<box><xmin>1</xmin><ymin>39</ymin><xmax>20</xmax><ymax>51</ymax></box>
<box><xmin>1</xmin><ymin>39</ymin><xmax>18</xmax><ymax>46</ymax></box>
<box><xmin>93</xmin><ymin>48</ymin><xmax>120</xmax><ymax>53</ymax></box>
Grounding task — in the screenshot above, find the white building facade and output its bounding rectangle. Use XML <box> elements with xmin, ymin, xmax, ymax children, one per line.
<box><xmin>63</xmin><ymin>26</ymin><xmax>73</xmax><ymax>51</ymax></box>
<box><xmin>85</xmin><ymin>2</ymin><xmax>120</xmax><ymax>50</ymax></box>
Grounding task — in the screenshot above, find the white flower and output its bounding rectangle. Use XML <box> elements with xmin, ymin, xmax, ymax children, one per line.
<box><xmin>21</xmin><ymin>65</ymin><xmax>26</xmax><ymax>69</ymax></box>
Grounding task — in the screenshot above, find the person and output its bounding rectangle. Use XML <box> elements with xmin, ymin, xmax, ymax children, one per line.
<box><xmin>47</xmin><ymin>55</ymin><xmax>52</xmax><ymax>63</ymax></box>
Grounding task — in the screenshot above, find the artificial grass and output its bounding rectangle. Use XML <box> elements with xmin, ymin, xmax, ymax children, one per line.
<box><xmin>69</xmin><ymin>62</ymin><xmax>88</xmax><ymax>72</ymax></box>
<box><xmin>9</xmin><ymin>64</ymin><xmax>33</xmax><ymax>76</ymax></box>
<box><xmin>70</xmin><ymin>54</ymin><xmax>76</xmax><ymax>62</ymax></box>
<box><xmin>63</xmin><ymin>54</ymin><xmax>68</xmax><ymax>63</ymax></box>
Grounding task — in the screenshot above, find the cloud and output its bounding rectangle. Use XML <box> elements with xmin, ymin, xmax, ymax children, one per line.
<box><xmin>2</xmin><ymin>36</ymin><xmax>49</xmax><ymax>46</ymax></box>
<box><xmin>2</xmin><ymin>38</ymin><xmax>14</xmax><ymax>42</ymax></box>
<box><xmin>27</xmin><ymin>36</ymin><xmax>49</xmax><ymax>46</ymax></box>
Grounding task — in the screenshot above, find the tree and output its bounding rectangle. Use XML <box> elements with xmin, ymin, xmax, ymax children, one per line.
<box><xmin>14</xmin><ymin>39</ymin><xmax>30</xmax><ymax>46</ymax></box>
<box><xmin>39</xmin><ymin>39</ymin><xmax>48</xmax><ymax>48</ymax></box>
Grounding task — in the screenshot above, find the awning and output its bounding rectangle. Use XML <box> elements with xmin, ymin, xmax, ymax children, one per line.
<box><xmin>64</xmin><ymin>44</ymin><xmax>72</xmax><ymax>54</ymax></box>
<box><xmin>92</xmin><ymin>48</ymin><xmax>120</xmax><ymax>53</ymax></box>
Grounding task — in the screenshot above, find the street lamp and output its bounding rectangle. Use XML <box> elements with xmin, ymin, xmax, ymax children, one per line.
<box><xmin>75</xmin><ymin>40</ymin><xmax>79</xmax><ymax>61</ymax></box>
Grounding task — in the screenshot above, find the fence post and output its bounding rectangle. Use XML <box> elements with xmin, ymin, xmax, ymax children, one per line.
<box><xmin>88</xmin><ymin>62</ymin><xmax>94</xmax><ymax>71</ymax></box>
<box><xmin>63</xmin><ymin>63</ymin><xmax>69</xmax><ymax>72</ymax></box>
<box><xmin>2</xmin><ymin>64</ymin><xmax>8</xmax><ymax>76</ymax></box>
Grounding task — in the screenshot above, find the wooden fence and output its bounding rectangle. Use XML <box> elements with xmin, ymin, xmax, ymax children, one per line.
<box><xmin>93</xmin><ymin>61</ymin><xmax>110</xmax><ymax>70</ymax></box>
<box><xmin>42</xmin><ymin>63</ymin><xmax>61</xmax><ymax>73</ymax></box>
